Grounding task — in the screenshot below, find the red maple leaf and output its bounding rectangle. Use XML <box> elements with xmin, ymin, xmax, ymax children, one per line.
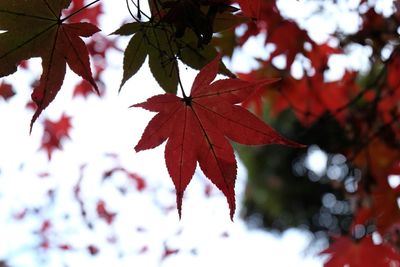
<box><xmin>40</xmin><ymin>113</ymin><xmax>72</xmax><ymax>160</ymax></box>
<box><xmin>0</xmin><ymin>82</ymin><xmax>15</xmax><ymax>101</ymax></box>
<box><xmin>322</xmin><ymin>235</ymin><xmax>400</xmax><ymax>267</ymax></box>
<box><xmin>134</xmin><ymin>55</ymin><xmax>301</xmax><ymax>219</ymax></box>
<box><xmin>73</xmin><ymin>80</ymin><xmax>96</xmax><ymax>98</ymax></box>
<box><xmin>0</xmin><ymin>0</ymin><xmax>100</xmax><ymax>131</ymax></box>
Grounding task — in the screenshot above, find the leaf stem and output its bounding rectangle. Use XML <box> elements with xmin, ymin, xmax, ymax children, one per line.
<box><xmin>137</xmin><ymin>0</ymin><xmax>141</xmax><ymax>20</ymax></box>
<box><xmin>129</xmin><ymin>0</ymin><xmax>151</xmax><ymax>21</ymax></box>
<box><xmin>177</xmin><ymin>71</ymin><xmax>188</xmax><ymax>99</ymax></box>
<box><xmin>126</xmin><ymin>0</ymin><xmax>140</xmax><ymax>22</ymax></box>
<box><xmin>62</xmin><ymin>0</ymin><xmax>101</xmax><ymax>22</ymax></box>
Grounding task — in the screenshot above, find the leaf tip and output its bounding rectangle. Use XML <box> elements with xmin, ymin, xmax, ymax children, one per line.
<box><xmin>283</xmin><ymin>139</ymin><xmax>307</xmax><ymax>148</ymax></box>
<box><xmin>29</xmin><ymin>109</ymin><xmax>42</xmax><ymax>134</ymax></box>
<box><xmin>133</xmin><ymin>144</ymin><xmax>140</xmax><ymax>153</ymax></box>
<box><xmin>129</xmin><ymin>102</ymin><xmax>142</xmax><ymax>108</ymax></box>
<box><xmin>228</xmin><ymin>195</ymin><xmax>236</xmax><ymax>221</ymax></box>
<box><xmin>176</xmin><ymin>191</ymin><xmax>183</xmax><ymax>220</ymax></box>
<box><xmin>93</xmin><ymin>83</ymin><xmax>100</xmax><ymax>95</ymax></box>
<box><xmin>119</xmin><ymin>79</ymin><xmax>127</xmax><ymax>93</ymax></box>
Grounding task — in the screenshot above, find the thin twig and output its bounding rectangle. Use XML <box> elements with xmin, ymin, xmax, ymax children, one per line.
<box><xmin>126</xmin><ymin>0</ymin><xmax>140</xmax><ymax>22</ymax></box>
<box><xmin>129</xmin><ymin>0</ymin><xmax>151</xmax><ymax>20</ymax></box>
<box><xmin>62</xmin><ymin>0</ymin><xmax>101</xmax><ymax>22</ymax></box>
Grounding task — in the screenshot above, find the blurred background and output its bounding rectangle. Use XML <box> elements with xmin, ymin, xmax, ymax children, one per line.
<box><xmin>0</xmin><ymin>0</ymin><xmax>398</xmax><ymax>266</ymax></box>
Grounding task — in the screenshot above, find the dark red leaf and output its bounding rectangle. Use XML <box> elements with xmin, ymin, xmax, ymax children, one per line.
<box><xmin>87</xmin><ymin>245</ymin><xmax>99</xmax><ymax>255</ymax></box>
<box><xmin>0</xmin><ymin>82</ymin><xmax>15</xmax><ymax>101</ymax></box>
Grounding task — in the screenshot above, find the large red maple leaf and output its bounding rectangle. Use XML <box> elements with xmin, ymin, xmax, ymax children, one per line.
<box><xmin>0</xmin><ymin>0</ymin><xmax>99</xmax><ymax>130</ymax></box>
<box><xmin>134</xmin><ymin>55</ymin><xmax>301</xmax><ymax>219</ymax></box>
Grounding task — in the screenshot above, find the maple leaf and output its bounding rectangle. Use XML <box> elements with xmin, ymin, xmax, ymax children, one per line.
<box><xmin>113</xmin><ymin>16</ymin><xmax>236</xmax><ymax>94</ymax></box>
<box><xmin>0</xmin><ymin>82</ymin><xmax>15</xmax><ymax>101</ymax></box>
<box><xmin>0</xmin><ymin>0</ymin><xmax>100</xmax><ymax>130</ymax></box>
<box><xmin>134</xmin><ymin>55</ymin><xmax>301</xmax><ymax>219</ymax></box>
<box><xmin>73</xmin><ymin>80</ymin><xmax>97</xmax><ymax>98</ymax></box>
<box><xmin>40</xmin><ymin>113</ymin><xmax>72</xmax><ymax>160</ymax></box>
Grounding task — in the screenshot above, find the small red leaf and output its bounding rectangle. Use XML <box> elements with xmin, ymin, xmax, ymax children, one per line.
<box><xmin>58</xmin><ymin>244</ymin><xmax>72</xmax><ymax>251</ymax></box>
<box><xmin>87</xmin><ymin>245</ymin><xmax>99</xmax><ymax>255</ymax></box>
<box><xmin>161</xmin><ymin>243</ymin><xmax>179</xmax><ymax>260</ymax></box>
<box><xmin>0</xmin><ymin>82</ymin><xmax>15</xmax><ymax>101</ymax></box>
<box><xmin>96</xmin><ymin>200</ymin><xmax>116</xmax><ymax>224</ymax></box>
<box><xmin>40</xmin><ymin>114</ymin><xmax>72</xmax><ymax>160</ymax></box>
<box><xmin>128</xmin><ymin>173</ymin><xmax>146</xmax><ymax>192</ymax></box>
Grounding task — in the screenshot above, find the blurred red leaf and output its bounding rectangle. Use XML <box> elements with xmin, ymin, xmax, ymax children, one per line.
<box><xmin>40</xmin><ymin>220</ymin><xmax>51</xmax><ymax>233</ymax></box>
<box><xmin>0</xmin><ymin>82</ymin><xmax>15</xmax><ymax>101</ymax></box>
<box><xmin>267</xmin><ymin>21</ymin><xmax>310</xmax><ymax>68</ymax></box>
<box><xmin>103</xmin><ymin>166</ymin><xmax>147</xmax><ymax>191</ymax></box>
<box><xmin>127</xmin><ymin>173</ymin><xmax>146</xmax><ymax>192</ymax></box>
<box><xmin>161</xmin><ymin>244</ymin><xmax>179</xmax><ymax>260</ymax></box>
<box><xmin>87</xmin><ymin>245</ymin><xmax>99</xmax><ymax>255</ymax></box>
<box><xmin>139</xmin><ymin>245</ymin><xmax>148</xmax><ymax>254</ymax></box>
<box><xmin>73</xmin><ymin>80</ymin><xmax>97</xmax><ymax>98</ymax></box>
<box><xmin>58</xmin><ymin>244</ymin><xmax>72</xmax><ymax>251</ymax></box>
<box><xmin>322</xmin><ymin>235</ymin><xmax>400</xmax><ymax>267</ymax></box>
<box><xmin>305</xmin><ymin>42</ymin><xmax>341</xmax><ymax>72</ymax></box>
<box><xmin>96</xmin><ymin>200</ymin><xmax>116</xmax><ymax>224</ymax></box>
<box><xmin>40</xmin><ymin>114</ymin><xmax>72</xmax><ymax>160</ymax></box>
<box><xmin>13</xmin><ymin>209</ymin><xmax>27</xmax><ymax>220</ymax></box>
<box><xmin>372</xmin><ymin>164</ymin><xmax>400</xmax><ymax>234</ymax></box>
